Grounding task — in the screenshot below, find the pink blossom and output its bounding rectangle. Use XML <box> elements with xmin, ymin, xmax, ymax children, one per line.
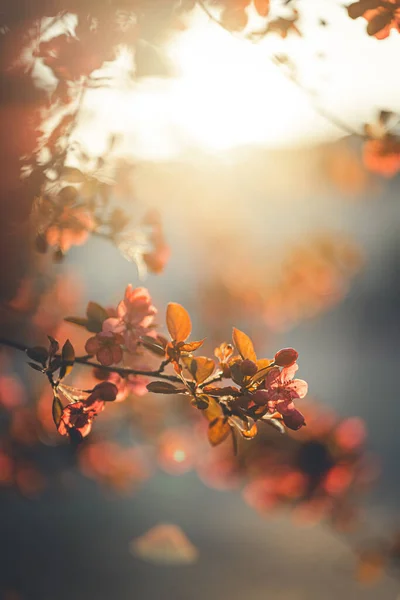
<box><xmin>103</xmin><ymin>286</ymin><xmax>157</xmax><ymax>352</ymax></box>
<box><xmin>58</xmin><ymin>402</ymin><xmax>94</xmax><ymax>440</ymax></box>
<box><xmin>104</xmin><ymin>372</ymin><xmax>148</xmax><ymax>401</ymax></box>
<box><xmin>85</xmin><ymin>332</ymin><xmax>124</xmax><ymax>366</ymax></box>
<box><xmin>264</xmin><ymin>363</ymin><xmax>308</xmax><ymax>430</ymax></box>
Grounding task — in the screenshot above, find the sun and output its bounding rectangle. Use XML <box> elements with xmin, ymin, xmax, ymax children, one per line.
<box><xmin>76</xmin><ymin>7</ymin><xmax>325</xmax><ymax>159</ymax></box>
<box><xmin>165</xmin><ymin>12</ymin><xmax>301</xmax><ymax>151</ymax></box>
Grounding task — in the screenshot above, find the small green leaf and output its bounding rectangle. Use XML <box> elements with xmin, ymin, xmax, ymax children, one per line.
<box><xmin>86</xmin><ymin>302</ymin><xmax>109</xmax><ymax>324</ymax></box>
<box><xmin>27</xmin><ymin>361</ymin><xmax>44</xmax><ymax>372</ymax></box>
<box><xmin>62</xmin><ymin>339</ymin><xmax>75</xmax><ymax>363</ymax></box>
<box><xmin>26</xmin><ymin>346</ymin><xmax>48</xmax><ymax>366</ymax></box>
<box><xmin>59</xmin><ymin>340</ymin><xmax>75</xmax><ymax>379</ymax></box>
<box><xmin>52</xmin><ymin>395</ymin><xmax>63</xmax><ymax>427</ymax></box>
<box><xmin>140</xmin><ymin>336</ymin><xmax>166</xmax><ymax>357</ymax></box>
<box><xmin>47</xmin><ymin>336</ymin><xmax>59</xmax><ymax>358</ymax></box>
<box><xmin>146</xmin><ymin>381</ymin><xmax>184</xmax><ymax>394</ymax></box>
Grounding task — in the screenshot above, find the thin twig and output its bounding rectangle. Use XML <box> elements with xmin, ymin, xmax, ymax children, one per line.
<box><xmin>0</xmin><ymin>338</ymin><xmax>29</xmax><ymax>353</ymax></box>
<box><xmin>74</xmin><ymin>357</ymin><xmax>181</xmax><ymax>383</ymax></box>
<box><xmin>0</xmin><ymin>338</ymin><xmax>181</xmax><ymax>383</ymax></box>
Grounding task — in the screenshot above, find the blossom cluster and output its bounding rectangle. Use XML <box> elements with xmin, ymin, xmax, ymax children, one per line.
<box><xmin>22</xmin><ymin>286</ymin><xmax>309</xmax><ymax>445</ymax></box>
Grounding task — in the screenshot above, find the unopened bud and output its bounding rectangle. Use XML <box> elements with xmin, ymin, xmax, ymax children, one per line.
<box><xmin>240</xmin><ymin>359</ymin><xmax>258</xmax><ymax>376</ymax></box>
<box><xmin>274</xmin><ymin>348</ymin><xmax>298</xmax><ymax>368</ymax></box>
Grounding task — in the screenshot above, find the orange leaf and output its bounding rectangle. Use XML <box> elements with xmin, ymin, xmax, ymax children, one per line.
<box><xmin>192</xmin><ymin>357</ymin><xmax>215</xmax><ymax>383</ymax></box>
<box><xmin>208</xmin><ymin>417</ymin><xmax>231</xmax><ymax>447</ymax></box>
<box><xmin>232</xmin><ymin>328</ymin><xmax>257</xmax><ymax>362</ymax></box>
<box><xmin>256</xmin><ymin>358</ymin><xmax>273</xmax><ymax>370</ymax></box>
<box><xmin>183</xmin><ymin>356</ymin><xmax>215</xmax><ymax>384</ymax></box>
<box><xmin>166</xmin><ymin>303</ymin><xmax>191</xmax><ymax>342</ymax></box>
<box><xmin>179</xmin><ymin>339</ymin><xmax>205</xmax><ymax>352</ymax></box>
<box><xmin>204</xmin><ymin>397</ymin><xmax>223</xmax><ymax>422</ymax></box>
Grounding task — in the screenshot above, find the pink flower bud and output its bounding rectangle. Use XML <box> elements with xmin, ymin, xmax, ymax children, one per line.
<box><xmin>274</xmin><ymin>348</ymin><xmax>298</xmax><ymax>367</ymax></box>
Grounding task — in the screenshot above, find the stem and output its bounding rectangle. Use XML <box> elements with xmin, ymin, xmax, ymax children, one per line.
<box><xmin>74</xmin><ymin>357</ymin><xmax>181</xmax><ymax>383</ymax></box>
<box><xmin>0</xmin><ymin>338</ymin><xmax>29</xmax><ymax>352</ymax></box>
<box><xmin>0</xmin><ymin>338</ymin><xmax>181</xmax><ymax>383</ymax></box>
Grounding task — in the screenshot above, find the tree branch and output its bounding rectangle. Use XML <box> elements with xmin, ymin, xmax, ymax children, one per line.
<box><xmin>0</xmin><ymin>338</ymin><xmax>181</xmax><ymax>383</ymax></box>
<box><xmin>74</xmin><ymin>356</ymin><xmax>181</xmax><ymax>383</ymax></box>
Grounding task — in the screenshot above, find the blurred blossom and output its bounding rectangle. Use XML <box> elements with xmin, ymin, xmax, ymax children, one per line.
<box><xmin>191</xmin><ymin>400</ymin><xmax>375</xmax><ymax>531</ymax></box>
<box><xmin>79</xmin><ymin>441</ymin><xmax>151</xmax><ymax>493</ymax></box>
<box><xmin>45</xmin><ymin>204</ymin><xmax>94</xmax><ymax>253</ymax></box>
<box><xmin>158</xmin><ymin>428</ymin><xmax>196</xmax><ymax>475</ymax></box>
<box><xmin>130</xmin><ymin>524</ymin><xmax>198</xmax><ymax>565</ymax></box>
<box><xmin>199</xmin><ymin>233</ymin><xmax>363</xmax><ymax>337</ymax></box>
<box><xmin>0</xmin><ymin>374</ymin><xmax>26</xmax><ymax>410</ymax></box>
<box><xmin>321</xmin><ymin>140</ymin><xmax>373</xmax><ymax>197</ymax></box>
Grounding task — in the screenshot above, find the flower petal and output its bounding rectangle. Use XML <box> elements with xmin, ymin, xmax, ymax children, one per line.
<box><xmin>286</xmin><ymin>378</ymin><xmax>308</xmax><ymax>399</ymax></box>
<box><xmin>111</xmin><ymin>345</ymin><xmax>123</xmax><ymax>364</ymax></box>
<box><xmin>281</xmin><ymin>362</ymin><xmax>299</xmax><ymax>384</ymax></box>
<box><xmin>85</xmin><ymin>336</ymin><xmax>101</xmax><ymax>354</ymax></box>
<box><xmin>97</xmin><ymin>346</ymin><xmax>114</xmax><ymax>367</ymax></box>
<box><xmin>103</xmin><ymin>317</ymin><xmax>124</xmax><ymax>334</ymax></box>
<box><xmin>264</xmin><ymin>367</ymin><xmax>281</xmax><ymax>392</ymax></box>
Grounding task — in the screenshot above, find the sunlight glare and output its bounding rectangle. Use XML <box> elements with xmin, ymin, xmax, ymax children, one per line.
<box><xmin>76</xmin><ymin>1</ymin><xmax>400</xmax><ymax>160</ymax></box>
<box><xmin>166</xmin><ymin>15</ymin><xmax>297</xmax><ymax>150</ymax></box>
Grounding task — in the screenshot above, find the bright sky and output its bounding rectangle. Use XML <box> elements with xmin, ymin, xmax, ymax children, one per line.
<box><xmin>73</xmin><ymin>0</ymin><xmax>400</xmax><ymax>160</ymax></box>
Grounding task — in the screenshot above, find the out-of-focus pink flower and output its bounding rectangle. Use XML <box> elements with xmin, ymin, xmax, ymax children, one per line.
<box><xmin>103</xmin><ymin>286</ymin><xmax>157</xmax><ymax>352</ymax></box>
<box><xmin>363</xmin><ymin>136</ymin><xmax>400</xmax><ymax>176</ymax></box>
<box><xmin>323</xmin><ymin>465</ymin><xmax>353</xmax><ymax>496</ymax></box>
<box><xmin>334</xmin><ymin>417</ymin><xmax>367</xmax><ymax>451</ymax></box>
<box><xmin>264</xmin><ymin>363</ymin><xmax>307</xmax><ymax>430</ymax></box>
<box><xmin>79</xmin><ymin>442</ymin><xmax>151</xmax><ymax>493</ymax></box>
<box><xmin>46</xmin><ymin>206</ymin><xmax>94</xmax><ymax>253</ymax></box>
<box><xmin>126</xmin><ymin>374</ymin><xmax>149</xmax><ymax>397</ymax></box>
<box><xmin>243</xmin><ymin>477</ymin><xmax>278</xmax><ymax>512</ymax></box>
<box><xmin>142</xmin><ymin>209</ymin><xmax>170</xmax><ymax>274</ymax></box>
<box><xmin>85</xmin><ymin>331</ymin><xmax>124</xmax><ymax>366</ymax></box>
